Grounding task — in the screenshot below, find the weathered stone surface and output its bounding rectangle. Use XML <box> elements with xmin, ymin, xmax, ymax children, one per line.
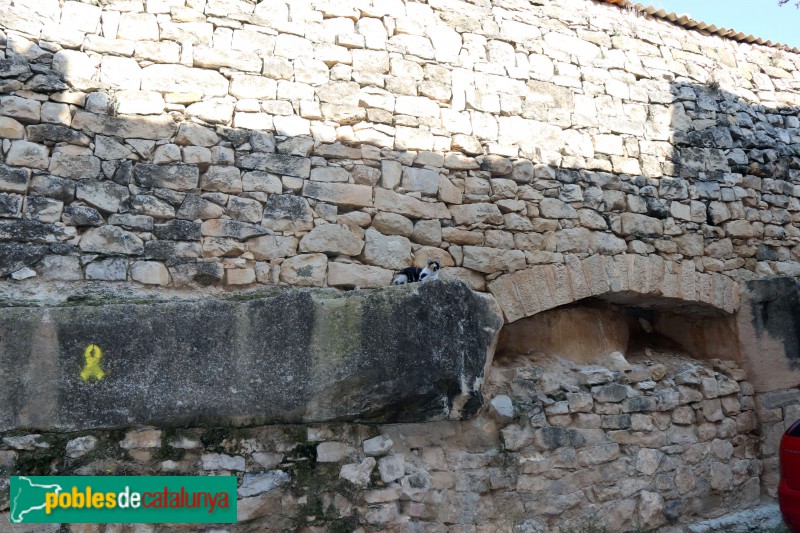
<box><xmin>450</xmin><ymin>204</ymin><xmax>503</xmax><ymax>225</ymax></box>
<box><xmin>72</xmin><ymin>111</ymin><xmax>177</xmax><ymax>140</ymax></box>
<box><xmin>141</xmin><ymin>64</ymin><xmax>229</xmax><ymax>97</ymax></box>
<box><xmin>412</xmin><ymin>220</ymin><xmax>442</xmax><ymax>246</ymax></box>
<box><xmin>201</xmin><ymin>453</ymin><xmax>245</xmax><ymax>471</ymax></box>
<box><xmin>0</xmin><ymin>165</ymin><xmax>29</xmax><ymax>193</ymax></box>
<box><xmin>363</xmin><ymin>435</ymin><xmax>393</xmax><ymax>457</ymax></box>
<box><xmin>86</xmin><ymin>258</ymin><xmax>128</xmax><ymax>281</ymax></box>
<box><xmin>114</xmin><ymin>90</ymin><xmax>164</xmax><ymax>115</ymax></box>
<box><xmin>0</xmin><ymin>192</ymin><xmax>22</xmax><ymax>217</ymax></box>
<box><xmin>76</xmin><ymin>181</ymin><xmax>129</xmax><ymax>213</ymax></box>
<box><xmin>362</xmin><ymin>228</ymin><xmax>412</xmax><ymax>270</ymax></box>
<box><xmin>639</xmin><ymin>491</ymin><xmax>666</xmax><ymax>529</ymax></box>
<box><xmin>200</xmin><ymin>166</ymin><xmax>242</xmax><ymax>193</ymax></box>
<box><xmin>134</xmin><ymin>164</ymin><xmax>199</xmax><ymax>191</ymax></box>
<box><xmin>170</xmin><ymin>262</ymin><xmax>224</xmax><ymax>287</ymax></box>
<box><xmin>0</xmin><ymin>243</ymin><xmax>47</xmax><ymax>277</ymax></box>
<box><xmin>0</xmin><ymin>116</ymin><xmax>24</xmax><ymax>139</ymax></box>
<box><xmin>176</xmin><ymin>123</ymin><xmax>219</xmax><ymax>147</ymax></box>
<box><xmin>302</xmin><ymin>181</ymin><xmax>373</xmax><ymax>208</ymax></box>
<box><xmin>144</xmin><ymin>241</ymin><xmax>202</xmax><ymax>261</ymax></box>
<box><xmin>592</xmin><ymin>383</ymin><xmax>628</xmax><ymax>403</ymax></box>
<box><xmin>327</xmin><ymin>262</ymin><xmax>393</xmax><ymax>289</ymax></box>
<box><xmin>26</xmin><ymin>124</ymin><xmax>90</xmax><ymax>146</ymax></box>
<box><xmin>372</xmin><ymin>212</ymin><xmax>413</xmax><ymax>237</ymax></box>
<box><xmin>243</xmin><ymin>172</ymin><xmax>282</xmax><ymax>194</ymax></box>
<box><xmin>378</xmin><ymin>454</ymin><xmax>405</xmax><ymax>483</ymax></box>
<box><xmin>49</xmin><ymin>152</ymin><xmax>101</xmax><ymax>180</ymax></box>
<box><xmin>36</xmin><ymin>255</ymin><xmax>83</xmax><ymax>281</ymax></box>
<box><xmin>24</xmin><ymin>197</ymin><xmax>63</xmax><ymax>224</ymax></box>
<box><xmin>0</xmin><ymin>220</ymin><xmax>70</xmax><ymax>243</ymax></box>
<box><xmin>152</xmin><ymin>220</ymin><xmax>200</xmax><ymax>241</ymax></box>
<box><xmin>462</xmin><ymin>246</ymin><xmax>525</xmax><ymax>273</ymax></box>
<box><xmin>310</xmin><ymin>166</ymin><xmax>350</xmax><ymax>183</ymax></box>
<box><xmin>65</xmin><ymin>435</ymin><xmax>98</xmax><ymax>459</ymax></box>
<box><xmin>187</xmin><ymin>99</ymin><xmax>234</xmax><ymax>125</ymax></box>
<box><xmin>262</xmin><ymin>194</ymin><xmax>314</xmax><ymax>233</ymax></box>
<box><xmin>0</xmin><ymin>1</ymin><xmax>789</xmax><ymax>527</ymax></box>
<box><xmin>279</xmin><ymin>254</ymin><xmax>328</xmax><ymax>287</ymax></box>
<box><xmin>740</xmin><ymin>278</ymin><xmax>800</xmax><ymax>390</ymax></box>
<box><xmin>300</xmin><ymin>224</ymin><xmax>364</xmax><ymax>256</ymax></box>
<box><xmin>238</xmin><ymin>471</ymin><xmax>290</xmax><ymax>497</ymax></box>
<box><xmin>6</xmin><ymin>141</ymin><xmax>48</xmax><ymax>169</ymax></box>
<box><xmin>340</xmin><ymin>457</ymin><xmax>376</xmax><ymax>488</ymax></box>
<box><xmin>317</xmin><ymin>442</ymin><xmax>357</xmax><ymax>463</ymax></box>
<box><xmin>177</xmin><ymin>195</ymin><xmax>225</xmax><ymax>220</ymax></box>
<box><xmin>80</xmin><ymin>226</ymin><xmax>144</xmax><ymax>255</ymax></box>
<box><xmin>0</xmin><ymin>96</ymin><xmax>40</xmax><ymax>123</ymax></box>
<box><xmin>489</xmin><ymin>395</ymin><xmax>514</xmax><ymax>423</ymax></box>
<box><xmin>63</xmin><ymin>205</ymin><xmax>103</xmax><ymax>227</ymax></box>
<box><xmin>619</xmin><ymin>213</ymin><xmax>663</xmax><ymax>237</ymax></box>
<box><xmin>374</xmin><ymin>189</ymin><xmax>450</xmax><ymax>219</ymax></box>
<box><xmin>131</xmin><ymin>261</ymin><xmax>171</xmax><ymax>286</ymax></box>
<box><xmin>201</xmin><ymin>219</ymin><xmax>270</xmax><ymax>240</ymax></box>
<box><xmin>248</xmin><ymin>236</ymin><xmax>298</xmax><ymax>260</ymax></box>
<box><xmin>237</xmin><ymin>153</ymin><xmax>311</xmax><ymax>178</ymax></box>
<box><xmin>402</xmin><ymin>167</ymin><xmax>440</xmax><ymax>195</ymax></box>
<box><xmin>0</xmin><ymin>282</ymin><xmax>502</xmax><ymax>431</ymax></box>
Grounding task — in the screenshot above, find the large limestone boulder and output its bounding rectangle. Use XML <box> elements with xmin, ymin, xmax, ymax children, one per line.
<box><xmin>0</xmin><ymin>282</ymin><xmax>503</xmax><ymax>431</ymax></box>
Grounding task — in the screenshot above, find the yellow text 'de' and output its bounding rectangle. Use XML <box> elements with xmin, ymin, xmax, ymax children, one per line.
<box><xmin>80</xmin><ymin>344</ymin><xmax>105</xmax><ymax>382</ymax></box>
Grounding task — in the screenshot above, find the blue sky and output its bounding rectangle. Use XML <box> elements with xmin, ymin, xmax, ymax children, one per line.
<box><xmin>649</xmin><ymin>0</ymin><xmax>800</xmax><ymax>50</ymax></box>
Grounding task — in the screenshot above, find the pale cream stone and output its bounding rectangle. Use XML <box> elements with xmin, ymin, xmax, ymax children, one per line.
<box><xmin>131</xmin><ymin>261</ymin><xmax>171</xmax><ymax>286</ymax></box>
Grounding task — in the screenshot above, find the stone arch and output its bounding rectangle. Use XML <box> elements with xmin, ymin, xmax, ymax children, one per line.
<box><xmin>487</xmin><ymin>253</ymin><xmax>740</xmax><ymax>323</ymax></box>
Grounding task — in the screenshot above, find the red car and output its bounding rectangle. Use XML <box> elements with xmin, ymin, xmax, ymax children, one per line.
<box><xmin>781</xmin><ymin>419</ymin><xmax>800</xmax><ymax>532</ymax></box>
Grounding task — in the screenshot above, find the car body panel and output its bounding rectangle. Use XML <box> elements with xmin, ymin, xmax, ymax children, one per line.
<box><xmin>780</xmin><ymin>419</ymin><xmax>800</xmax><ymax>533</ymax></box>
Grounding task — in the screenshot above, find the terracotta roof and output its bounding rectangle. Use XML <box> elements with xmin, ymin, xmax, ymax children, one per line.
<box><xmin>599</xmin><ymin>0</ymin><xmax>800</xmax><ymax>54</ymax></box>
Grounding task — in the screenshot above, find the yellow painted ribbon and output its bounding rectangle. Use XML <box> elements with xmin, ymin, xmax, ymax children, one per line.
<box><xmin>80</xmin><ymin>344</ymin><xmax>105</xmax><ymax>382</ymax></box>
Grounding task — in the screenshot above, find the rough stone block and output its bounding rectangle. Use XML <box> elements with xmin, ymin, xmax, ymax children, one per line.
<box><xmin>302</xmin><ymin>181</ymin><xmax>373</xmax><ymax>208</ymax></box>
<box><xmin>134</xmin><ymin>164</ymin><xmax>199</xmax><ymax>191</ymax></box>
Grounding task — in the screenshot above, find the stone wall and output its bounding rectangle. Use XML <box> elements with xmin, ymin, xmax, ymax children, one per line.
<box><xmin>0</xmin><ymin>282</ymin><xmax>502</xmax><ymax>433</ymax></box>
<box><xmin>0</xmin><ymin>351</ymin><xmax>772</xmax><ymax>532</ymax></box>
<box><xmin>0</xmin><ymin>0</ymin><xmax>798</xmax><ymax>317</ymax></box>
<box><xmin>2</xmin><ymin>0</ymin><xmax>800</xmax><ymax>530</ymax></box>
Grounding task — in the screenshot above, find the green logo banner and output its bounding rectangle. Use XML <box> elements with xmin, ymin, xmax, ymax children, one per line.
<box><xmin>9</xmin><ymin>476</ymin><xmax>237</xmax><ymax>524</ymax></box>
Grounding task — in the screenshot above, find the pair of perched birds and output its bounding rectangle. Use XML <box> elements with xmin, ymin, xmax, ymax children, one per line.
<box><xmin>391</xmin><ymin>260</ymin><xmax>440</xmax><ymax>285</ymax></box>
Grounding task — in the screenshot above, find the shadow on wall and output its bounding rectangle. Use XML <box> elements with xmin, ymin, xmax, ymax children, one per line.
<box><xmin>0</xmin><ymin>50</ymin><xmax>799</xmax><ymax>301</ymax></box>
<box><xmin>669</xmin><ymin>82</ymin><xmax>799</xmax><ymax>276</ymax></box>
<box><xmin>489</xmin><ymin>81</ymin><xmax>799</xmax><ymax>378</ymax></box>
<box><xmin>667</xmin><ymin>82</ymin><xmax>800</xmax><ymax>390</ymax></box>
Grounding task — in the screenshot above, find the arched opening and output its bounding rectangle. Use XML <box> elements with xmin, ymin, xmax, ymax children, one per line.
<box><xmin>478</xmin><ymin>289</ymin><xmax>760</xmax><ymax>531</ymax></box>
<box><xmin>494</xmin><ymin>295</ymin><xmax>740</xmax><ymax>367</ymax></box>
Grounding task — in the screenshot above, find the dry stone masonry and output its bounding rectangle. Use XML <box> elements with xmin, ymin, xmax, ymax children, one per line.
<box><xmin>0</xmin><ymin>0</ymin><xmax>797</xmax><ymax>315</ymax></box>
<box><xmin>1</xmin><ymin>0</ymin><xmax>800</xmax><ymax>530</ymax></box>
<box><xmin>1</xmin><ymin>351</ymin><xmax>793</xmax><ymax>532</ymax></box>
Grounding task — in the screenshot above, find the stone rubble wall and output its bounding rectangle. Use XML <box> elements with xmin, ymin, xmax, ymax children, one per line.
<box><xmin>0</xmin><ymin>355</ymin><xmax>765</xmax><ymax>532</ymax></box>
<box><xmin>0</xmin><ymin>0</ymin><xmax>798</xmax><ymax>312</ymax></box>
